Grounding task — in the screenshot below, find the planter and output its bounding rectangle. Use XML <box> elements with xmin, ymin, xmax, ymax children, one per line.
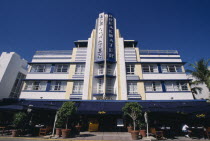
<box><xmin>56</xmin><ymin>128</ymin><xmax>62</xmax><ymax>137</ymax></box>
<box><xmin>75</xmin><ymin>125</ymin><xmax>82</xmax><ymax>131</ymax></box>
<box><xmin>75</xmin><ymin>125</ymin><xmax>82</xmax><ymax>135</ymax></box>
<box><xmin>127</xmin><ymin>126</ymin><xmax>134</xmax><ymax>133</ymax></box>
<box><xmin>11</xmin><ymin>130</ymin><xmax>18</xmax><ymax>137</ymax></box>
<box><xmin>140</xmin><ymin>130</ymin><xmax>146</xmax><ymax>137</ymax></box>
<box><xmin>61</xmin><ymin>129</ymin><xmax>71</xmax><ymax>138</ymax></box>
<box><xmin>131</xmin><ymin>130</ymin><xmax>139</xmax><ymax>140</ymax></box>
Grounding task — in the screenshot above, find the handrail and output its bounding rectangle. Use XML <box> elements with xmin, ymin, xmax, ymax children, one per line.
<box><xmin>140</xmin><ymin>50</ymin><xmax>178</xmax><ymax>55</ymax></box>
<box><xmin>35</xmin><ymin>50</ymin><xmax>72</xmax><ymax>55</ymax></box>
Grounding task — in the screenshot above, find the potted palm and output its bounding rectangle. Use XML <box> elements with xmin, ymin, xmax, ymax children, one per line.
<box><xmin>138</xmin><ymin>121</ymin><xmax>146</xmax><ymax>138</ymax></box>
<box><xmin>124</xmin><ymin>116</ymin><xmax>133</xmax><ymax>133</ymax></box>
<box><xmin>122</xmin><ymin>102</ymin><xmax>143</xmax><ymax>140</ymax></box>
<box><xmin>12</xmin><ymin>112</ymin><xmax>27</xmax><ymax>137</ymax></box>
<box><xmin>55</xmin><ymin>114</ymin><xmax>62</xmax><ymax>137</ymax></box>
<box><xmin>56</xmin><ymin>102</ymin><xmax>77</xmax><ymax>138</ymax></box>
<box><xmin>75</xmin><ymin>116</ymin><xmax>82</xmax><ymax>135</ymax></box>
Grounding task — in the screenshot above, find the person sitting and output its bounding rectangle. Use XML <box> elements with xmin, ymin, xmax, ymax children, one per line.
<box><xmin>182</xmin><ymin>124</ymin><xmax>191</xmax><ymax>138</ymax></box>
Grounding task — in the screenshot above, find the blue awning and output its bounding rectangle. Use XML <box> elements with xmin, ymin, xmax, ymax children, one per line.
<box><xmin>1</xmin><ymin>99</ymin><xmax>210</xmax><ymax>116</ymax></box>
<box><xmin>0</xmin><ymin>105</ymin><xmax>25</xmax><ymax>111</ymax></box>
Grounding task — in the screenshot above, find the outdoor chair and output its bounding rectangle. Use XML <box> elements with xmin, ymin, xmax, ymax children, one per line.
<box><xmin>150</xmin><ymin>128</ymin><xmax>164</xmax><ymax>139</ymax></box>
<box><xmin>39</xmin><ymin>126</ymin><xmax>53</xmax><ymax>136</ymax></box>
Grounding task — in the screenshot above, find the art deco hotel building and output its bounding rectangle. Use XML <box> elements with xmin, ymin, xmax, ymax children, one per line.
<box><xmin>20</xmin><ymin>13</ymin><xmax>194</xmax><ymax>101</ymax></box>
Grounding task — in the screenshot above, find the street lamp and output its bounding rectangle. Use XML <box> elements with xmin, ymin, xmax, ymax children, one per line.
<box><xmin>27</xmin><ymin>105</ymin><xmax>33</xmax><ymax>125</ymax></box>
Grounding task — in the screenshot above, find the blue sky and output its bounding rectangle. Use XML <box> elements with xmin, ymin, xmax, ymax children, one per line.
<box><xmin>0</xmin><ymin>0</ymin><xmax>209</xmax><ymax>68</ymax></box>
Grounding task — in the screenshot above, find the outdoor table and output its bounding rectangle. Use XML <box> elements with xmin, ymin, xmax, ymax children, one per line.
<box><xmin>159</xmin><ymin>127</ymin><xmax>174</xmax><ymax>138</ymax></box>
<box><xmin>33</xmin><ymin>125</ymin><xmax>44</xmax><ymax>136</ymax></box>
<box><xmin>189</xmin><ymin>127</ymin><xmax>205</xmax><ymax>138</ymax></box>
<box><xmin>0</xmin><ymin>127</ymin><xmax>5</xmax><ymax>136</ymax></box>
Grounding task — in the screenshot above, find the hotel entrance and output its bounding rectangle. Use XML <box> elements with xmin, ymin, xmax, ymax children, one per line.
<box><xmin>87</xmin><ymin>115</ymin><xmax>123</xmax><ymax>132</ymax></box>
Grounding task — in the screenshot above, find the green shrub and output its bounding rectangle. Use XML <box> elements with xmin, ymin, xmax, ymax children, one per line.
<box><xmin>56</xmin><ymin>102</ymin><xmax>77</xmax><ymax>129</ymax></box>
<box><xmin>122</xmin><ymin>102</ymin><xmax>143</xmax><ymax>131</ymax></box>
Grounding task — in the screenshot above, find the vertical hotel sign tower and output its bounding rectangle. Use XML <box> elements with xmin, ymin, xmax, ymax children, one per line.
<box><xmin>95</xmin><ymin>13</ymin><xmax>116</xmax><ymax>62</ymax></box>
<box><xmin>94</xmin><ymin>13</ymin><xmax>116</xmax><ymax>99</ymax></box>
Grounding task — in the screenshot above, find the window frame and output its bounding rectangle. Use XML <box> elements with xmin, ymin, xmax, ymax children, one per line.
<box><xmin>127</xmin><ymin>81</ymin><xmax>138</xmax><ymax>94</ymax></box>
<box><xmin>31</xmin><ymin>64</ymin><xmax>47</xmax><ymax>72</ymax></box>
<box><xmin>162</xmin><ymin>64</ymin><xmax>183</xmax><ymax>73</ymax></box>
<box><xmin>165</xmin><ymin>81</ymin><xmax>188</xmax><ymax>91</ymax></box>
<box><xmin>50</xmin><ymin>81</ymin><xmax>67</xmax><ymax>91</ymax></box>
<box><xmin>144</xmin><ymin>81</ymin><xmax>162</xmax><ymax>92</ymax></box>
<box><xmin>97</xmin><ymin>78</ymin><xmax>104</xmax><ymax>94</ymax></box>
<box><xmin>98</xmin><ymin>64</ymin><xmax>104</xmax><ymax>75</ymax></box>
<box><xmin>75</xmin><ymin>64</ymin><xmax>85</xmax><ymax>75</ymax></box>
<box><xmin>126</xmin><ymin>64</ymin><xmax>135</xmax><ymax>75</ymax></box>
<box><xmin>72</xmin><ymin>81</ymin><xmax>83</xmax><ymax>94</ymax></box>
<box><xmin>24</xmin><ymin>81</ymin><xmax>47</xmax><ymax>91</ymax></box>
<box><xmin>54</xmin><ymin>64</ymin><xmax>69</xmax><ymax>73</ymax></box>
<box><xmin>142</xmin><ymin>64</ymin><xmax>158</xmax><ymax>73</ymax></box>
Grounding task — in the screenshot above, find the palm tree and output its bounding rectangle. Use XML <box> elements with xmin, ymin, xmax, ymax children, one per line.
<box><xmin>189</xmin><ymin>81</ymin><xmax>202</xmax><ymax>99</ymax></box>
<box><xmin>187</xmin><ymin>59</ymin><xmax>210</xmax><ymax>99</ymax></box>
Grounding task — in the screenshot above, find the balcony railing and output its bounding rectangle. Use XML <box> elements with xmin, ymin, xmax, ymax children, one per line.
<box><xmin>35</xmin><ymin>50</ymin><xmax>72</xmax><ymax>55</ymax></box>
<box><xmin>140</xmin><ymin>50</ymin><xmax>178</xmax><ymax>55</ymax></box>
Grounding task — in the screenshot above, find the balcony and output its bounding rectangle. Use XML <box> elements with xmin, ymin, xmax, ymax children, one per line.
<box><xmin>35</xmin><ymin>50</ymin><xmax>72</xmax><ymax>56</ymax></box>
<box><xmin>140</xmin><ymin>50</ymin><xmax>178</xmax><ymax>55</ymax></box>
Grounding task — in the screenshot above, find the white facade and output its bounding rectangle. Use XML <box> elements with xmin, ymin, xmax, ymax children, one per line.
<box><xmin>187</xmin><ymin>74</ymin><xmax>209</xmax><ymax>99</ymax></box>
<box><xmin>0</xmin><ymin>52</ymin><xmax>28</xmax><ymax>99</ymax></box>
<box><xmin>20</xmin><ymin>13</ymin><xmax>194</xmax><ymax>100</ymax></box>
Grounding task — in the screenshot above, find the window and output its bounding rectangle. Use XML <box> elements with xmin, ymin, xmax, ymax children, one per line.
<box><xmin>144</xmin><ymin>81</ymin><xmax>162</xmax><ymax>92</ymax></box>
<box><xmin>142</xmin><ymin>64</ymin><xmax>158</xmax><ymax>73</ymax></box>
<box><xmin>107</xmin><ymin>64</ymin><xmax>112</xmax><ymax>75</ymax></box>
<box><xmin>161</xmin><ymin>65</ymin><xmax>182</xmax><ymax>73</ymax></box>
<box><xmin>97</xmin><ymin>79</ymin><xmax>104</xmax><ymax>93</ymax></box>
<box><xmin>75</xmin><ymin>64</ymin><xmax>85</xmax><ymax>74</ymax></box>
<box><xmin>126</xmin><ymin>64</ymin><xmax>135</xmax><ymax>75</ymax></box>
<box><xmin>54</xmin><ymin>64</ymin><xmax>69</xmax><ymax>72</ymax></box>
<box><xmin>24</xmin><ymin>81</ymin><xmax>47</xmax><ymax>91</ymax></box>
<box><xmin>98</xmin><ymin>64</ymin><xmax>104</xmax><ymax>75</ymax></box>
<box><xmin>10</xmin><ymin>73</ymin><xmax>26</xmax><ymax>98</ymax></box>
<box><xmin>106</xmin><ymin>78</ymin><xmax>114</xmax><ymax>93</ymax></box>
<box><xmin>72</xmin><ymin>81</ymin><xmax>83</xmax><ymax>94</ymax></box>
<box><xmin>165</xmin><ymin>81</ymin><xmax>188</xmax><ymax>91</ymax></box>
<box><xmin>50</xmin><ymin>81</ymin><xmax>66</xmax><ymax>91</ymax></box>
<box><xmin>127</xmin><ymin>82</ymin><xmax>137</xmax><ymax>94</ymax></box>
<box><xmin>31</xmin><ymin>64</ymin><xmax>51</xmax><ymax>72</ymax></box>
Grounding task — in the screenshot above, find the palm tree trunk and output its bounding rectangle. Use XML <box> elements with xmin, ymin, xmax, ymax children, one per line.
<box><xmin>133</xmin><ymin>120</ymin><xmax>135</xmax><ymax>131</ymax></box>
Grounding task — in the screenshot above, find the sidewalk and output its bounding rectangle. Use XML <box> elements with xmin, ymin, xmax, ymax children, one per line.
<box><xmin>0</xmin><ymin>131</ymin><xmax>209</xmax><ymax>141</ymax></box>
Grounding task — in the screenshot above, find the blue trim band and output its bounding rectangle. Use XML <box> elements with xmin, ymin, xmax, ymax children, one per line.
<box><xmin>33</xmin><ymin>57</ymin><xmax>72</xmax><ymax>59</ymax></box>
<box><xmin>23</xmin><ymin>79</ymin><xmax>84</xmax><ymax>81</ymax></box>
<box><xmin>16</xmin><ymin>98</ymin><xmax>206</xmax><ymax>102</ymax></box>
<box><xmin>140</xmin><ymin>62</ymin><xmax>186</xmax><ymax>64</ymax></box>
<box><xmin>142</xmin><ymin>72</ymin><xmax>185</xmax><ymax>74</ymax></box>
<box><xmin>28</xmin><ymin>62</ymin><xmax>85</xmax><ymax>64</ymax></box>
<box><xmin>140</xmin><ymin>57</ymin><xmax>181</xmax><ymax>59</ymax></box>
<box><xmin>140</xmin><ymin>79</ymin><xmax>192</xmax><ymax>81</ymax></box>
<box><xmin>145</xmin><ymin>91</ymin><xmax>191</xmax><ymax>93</ymax></box>
<box><xmin>21</xmin><ymin>90</ymin><xmax>46</xmax><ymax>92</ymax></box>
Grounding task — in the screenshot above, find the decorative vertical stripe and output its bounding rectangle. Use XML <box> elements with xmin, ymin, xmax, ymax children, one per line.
<box><xmin>46</xmin><ymin>81</ymin><xmax>51</xmax><ymax>92</ymax></box>
<box><xmin>50</xmin><ymin>64</ymin><xmax>55</xmax><ymax>73</ymax></box>
<box><xmin>95</xmin><ymin>13</ymin><xmax>105</xmax><ymax>61</ymax></box>
<box><xmin>161</xmin><ymin>81</ymin><xmax>166</xmax><ymax>92</ymax></box>
<box><xmin>106</xmin><ymin>13</ymin><xmax>116</xmax><ymax>62</ymax></box>
<box><xmin>157</xmin><ymin>64</ymin><xmax>162</xmax><ymax>73</ymax></box>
